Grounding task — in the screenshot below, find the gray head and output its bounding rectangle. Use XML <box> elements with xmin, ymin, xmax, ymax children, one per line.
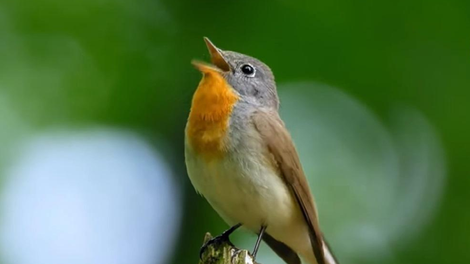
<box><xmin>202</xmin><ymin>37</ymin><xmax>279</xmax><ymax>109</ymax></box>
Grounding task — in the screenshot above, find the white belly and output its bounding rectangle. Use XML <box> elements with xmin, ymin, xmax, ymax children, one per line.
<box><xmin>186</xmin><ymin>152</ymin><xmax>290</xmax><ymax>228</ymax></box>
<box><xmin>185</xmin><ymin>145</ymin><xmax>313</xmax><ymax>261</ymax></box>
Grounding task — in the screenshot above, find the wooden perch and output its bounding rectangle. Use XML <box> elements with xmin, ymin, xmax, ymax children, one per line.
<box><xmin>199</xmin><ymin>232</ymin><xmax>259</xmax><ymax>264</ymax></box>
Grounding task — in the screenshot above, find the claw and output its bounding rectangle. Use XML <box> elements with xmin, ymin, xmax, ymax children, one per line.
<box><xmin>199</xmin><ymin>223</ymin><xmax>242</xmax><ymax>259</ymax></box>
<box><xmin>199</xmin><ymin>233</ymin><xmax>231</xmax><ymax>259</ymax></box>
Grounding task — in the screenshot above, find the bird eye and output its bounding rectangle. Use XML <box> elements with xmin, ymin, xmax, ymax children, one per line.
<box><xmin>241</xmin><ymin>64</ymin><xmax>256</xmax><ymax>77</ymax></box>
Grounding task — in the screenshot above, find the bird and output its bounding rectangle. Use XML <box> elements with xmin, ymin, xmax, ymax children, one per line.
<box><xmin>185</xmin><ymin>37</ymin><xmax>339</xmax><ymax>264</ymax></box>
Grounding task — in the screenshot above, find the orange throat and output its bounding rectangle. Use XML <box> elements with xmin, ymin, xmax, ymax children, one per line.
<box><xmin>186</xmin><ymin>70</ymin><xmax>239</xmax><ymax>159</ymax></box>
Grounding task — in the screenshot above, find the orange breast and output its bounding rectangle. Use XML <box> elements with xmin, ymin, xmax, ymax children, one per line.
<box><xmin>186</xmin><ymin>69</ymin><xmax>239</xmax><ymax>159</ymax></box>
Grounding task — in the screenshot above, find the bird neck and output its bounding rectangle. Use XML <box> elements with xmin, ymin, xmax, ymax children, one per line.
<box><xmin>186</xmin><ymin>71</ymin><xmax>239</xmax><ymax>159</ymax></box>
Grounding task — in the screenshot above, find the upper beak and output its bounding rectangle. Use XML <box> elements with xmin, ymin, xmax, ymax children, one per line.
<box><xmin>203</xmin><ymin>37</ymin><xmax>230</xmax><ymax>72</ymax></box>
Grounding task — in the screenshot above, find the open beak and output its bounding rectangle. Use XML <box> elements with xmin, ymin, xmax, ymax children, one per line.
<box><xmin>192</xmin><ymin>37</ymin><xmax>231</xmax><ymax>73</ymax></box>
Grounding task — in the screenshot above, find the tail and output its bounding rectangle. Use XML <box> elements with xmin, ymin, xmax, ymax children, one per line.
<box><xmin>303</xmin><ymin>237</ymin><xmax>339</xmax><ymax>264</ymax></box>
<box><xmin>322</xmin><ymin>239</ymin><xmax>339</xmax><ymax>264</ymax></box>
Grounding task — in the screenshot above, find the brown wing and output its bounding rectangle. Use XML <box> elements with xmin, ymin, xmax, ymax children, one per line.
<box><xmin>252</xmin><ymin>110</ymin><xmax>326</xmax><ymax>264</ymax></box>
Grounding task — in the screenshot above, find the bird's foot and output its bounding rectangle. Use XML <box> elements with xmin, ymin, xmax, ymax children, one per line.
<box><xmin>199</xmin><ymin>223</ymin><xmax>242</xmax><ymax>259</ymax></box>
<box><xmin>199</xmin><ymin>233</ymin><xmax>232</xmax><ymax>259</ymax></box>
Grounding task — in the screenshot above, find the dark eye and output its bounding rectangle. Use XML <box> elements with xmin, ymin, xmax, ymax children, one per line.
<box><xmin>241</xmin><ymin>64</ymin><xmax>256</xmax><ymax>77</ymax></box>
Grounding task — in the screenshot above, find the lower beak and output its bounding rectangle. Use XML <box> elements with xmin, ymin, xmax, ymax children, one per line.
<box><xmin>191</xmin><ymin>60</ymin><xmax>223</xmax><ymax>74</ymax></box>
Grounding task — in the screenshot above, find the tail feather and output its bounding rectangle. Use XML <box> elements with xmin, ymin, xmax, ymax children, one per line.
<box><xmin>322</xmin><ymin>239</ymin><xmax>339</xmax><ymax>264</ymax></box>
<box><xmin>263</xmin><ymin>233</ymin><xmax>301</xmax><ymax>264</ymax></box>
<box><xmin>302</xmin><ymin>238</ymin><xmax>339</xmax><ymax>264</ymax></box>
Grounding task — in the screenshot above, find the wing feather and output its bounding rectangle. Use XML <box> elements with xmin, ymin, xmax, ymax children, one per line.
<box><xmin>252</xmin><ymin>110</ymin><xmax>327</xmax><ymax>264</ymax></box>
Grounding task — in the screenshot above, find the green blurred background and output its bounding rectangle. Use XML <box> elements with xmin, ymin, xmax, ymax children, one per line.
<box><xmin>0</xmin><ymin>0</ymin><xmax>469</xmax><ymax>263</ymax></box>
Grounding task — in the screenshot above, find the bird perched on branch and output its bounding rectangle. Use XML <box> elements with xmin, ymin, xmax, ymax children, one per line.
<box><xmin>185</xmin><ymin>37</ymin><xmax>339</xmax><ymax>264</ymax></box>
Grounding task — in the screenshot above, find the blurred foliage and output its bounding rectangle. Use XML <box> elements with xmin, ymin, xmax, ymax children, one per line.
<box><xmin>0</xmin><ymin>0</ymin><xmax>469</xmax><ymax>263</ymax></box>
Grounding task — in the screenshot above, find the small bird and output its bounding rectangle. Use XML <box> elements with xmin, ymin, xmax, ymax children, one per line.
<box><xmin>185</xmin><ymin>37</ymin><xmax>339</xmax><ymax>264</ymax></box>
